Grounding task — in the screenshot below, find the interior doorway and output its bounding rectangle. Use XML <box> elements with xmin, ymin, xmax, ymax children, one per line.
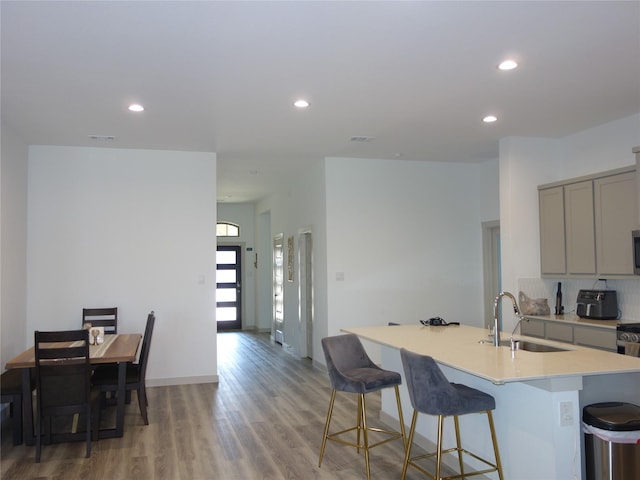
<box><xmin>273</xmin><ymin>233</ymin><xmax>284</xmax><ymax>344</ymax></box>
<box><xmin>482</xmin><ymin>221</ymin><xmax>501</xmax><ymax>328</ymax></box>
<box><xmin>216</xmin><ymin>245</ymin><xmax>242</xmax><ymax>331</ymax></box>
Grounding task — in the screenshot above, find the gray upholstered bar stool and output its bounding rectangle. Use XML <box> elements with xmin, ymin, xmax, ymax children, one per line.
<box><xmin>319</xmin><ymin>334</ymin><xmax>406</xmax><ymax>480</ymax></box>
<box><xmin>400</xmin><ymin>348</ymin><xmax>503</xmax><ymax>480</ymax></box>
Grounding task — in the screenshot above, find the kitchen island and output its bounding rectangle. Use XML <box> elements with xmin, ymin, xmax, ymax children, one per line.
<box><xmin>343</xmin><ymin>324</ymin><xmax>640</xmax><ymax>479</ymax></box>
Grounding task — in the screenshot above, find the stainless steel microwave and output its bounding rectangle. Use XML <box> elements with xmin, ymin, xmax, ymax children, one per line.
<box><xmin>634</xmin><ymin>230</ymin><xmax>640</xmax><ymax>275</ymax></box>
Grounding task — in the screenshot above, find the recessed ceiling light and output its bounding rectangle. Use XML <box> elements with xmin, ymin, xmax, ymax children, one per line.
<box><xmin>483</xmin><ymin>115</ymin><xmax>498</xmax><ymax>123</ymax></box>
<box><xmin>128</xmin><ymin>103</ymin><xmax>144</xmax><ymax>112</ymax></box>
<box><xmin>498</xmin><ymin>59</ymin><xmax>518</xmax><ymax>71</ymax></box>
<box><xmin>293</xmin><ymin>99</ymin><xmax>310</xmax><ymax>108</ymax></box>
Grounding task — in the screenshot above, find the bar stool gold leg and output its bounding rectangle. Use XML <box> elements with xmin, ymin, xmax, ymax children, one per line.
<box><xmin>360</xmin><ymin>393</ymin><xmax>371</xmax><ymax>480</ymax></box>
<box><xmin>435</xmin><ymin>415</ymin><xmax>445</xmax><ymax>480</ymax></box>
<box><xmin>401</xmin><ymin>410</ymin><xmax>419</xmax><ymax>480</ymax></box>
<box><xmin>356</xmin><ymin>395</ymin><xmax>363</xmax><ymax>454</ymax></box>
<box><xmin>318</xmin><ymin>389</ymin><xmax>336</xmax><ymax>467</ymax></box>
<box><xmin>487</xmin><ymin>410</ymin><xmax>504</xmax><ymax>480</ymax></box>
<box><xmin>454</xmin><ymin>415</ymin><xmax>465</xmax><ymax>477</ymax></box>
<box><xmin>394</xmin><ymin>385</ymin><xmax>407</xmax><ymax>450</ymax></box>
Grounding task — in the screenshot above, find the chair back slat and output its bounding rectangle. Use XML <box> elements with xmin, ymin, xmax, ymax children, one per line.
<box><xmin>82</xmin><ymin>307</ymin><xmax>117</xmax><ymax>334</ymax></box>
<box><xmin>37</xmin><ymin>346</ymin><xmax>86</xmax><ymax>361</ymax></box>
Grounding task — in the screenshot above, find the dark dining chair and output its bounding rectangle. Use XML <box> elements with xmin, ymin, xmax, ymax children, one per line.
<box><xmin>34</xmin><ymin>329</ymin><xmax>100</xmax><ymax>462</ymax></box>
<box><xmin>1</xmin><ymin>368</ymin><xmax>35</xmax><ymax>445</ymax></box>
<box><xmin>91</xmin><ymin>311</ymin><xmax>155</xmax><ymax>425</ymax></box>
<box><xmin>82</xmin><ymin>307</ymin><xmax>118</xmax><ymax>334</ymax></box>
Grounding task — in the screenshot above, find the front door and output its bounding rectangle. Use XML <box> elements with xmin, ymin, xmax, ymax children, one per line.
<box><xmin>216</xmin><ymin>245</ymin><xmax>242</xmax><ymax>331</ymax></box>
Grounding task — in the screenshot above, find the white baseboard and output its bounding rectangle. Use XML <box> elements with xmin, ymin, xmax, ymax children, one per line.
<box><xmin>146</xmin><ymin>374</ymin><xmax>218</xmax><ymax>387</ymax></box>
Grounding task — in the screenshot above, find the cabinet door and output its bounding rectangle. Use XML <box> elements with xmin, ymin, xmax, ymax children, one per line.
<box><xmin>521</xmin><ymin>318</ymin><xmax>545</xmax><ymax>338</ymax></box>
<box><xmin>546</xmin><ymin>322</ymin><xmax>573</xmax><ymax>343</ymax></box>
<box><xmin>539</xmin><ymin>187</ymin><xmax>566</xmax><ymax>274</ymax></box>
<box><xmin>594</xmin><ymin>171</ymin><xmax>638</xmax><ymax>275</ymax></box>
<box><xmin>574</xmin><ymin>325</ymin><xmax>617</xmax><ymax>352</ymax></box>
<box><xmin>565</xmin><ymin>181</ymin><xmax>596</xmax><ymax>274</ymax></box>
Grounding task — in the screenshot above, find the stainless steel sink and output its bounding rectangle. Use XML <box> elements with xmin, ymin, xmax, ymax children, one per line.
<box><xmin>498</xmin><ymin>339</ymin><xmax>569</xmax><ymax>353</ymax></box>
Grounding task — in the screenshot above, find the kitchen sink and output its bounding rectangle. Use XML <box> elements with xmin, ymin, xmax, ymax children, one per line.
<box><xmin>498</xmin><ymin>339</ymin><xmax>569</xmax><ymax>353</ymax></box>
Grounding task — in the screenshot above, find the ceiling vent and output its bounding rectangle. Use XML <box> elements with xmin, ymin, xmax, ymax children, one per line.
<box><xmin>88</xmin><ymin>135</ymin><xmax>116</xmax><ymax>141</ymax></box>
<box><xmin>349</xmin><ymin>136</ymin><xmax>375</xmax><ymax>143</ymax></box>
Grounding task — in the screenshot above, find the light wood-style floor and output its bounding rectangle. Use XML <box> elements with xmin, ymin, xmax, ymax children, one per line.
<box><xmin>1</xmin><ymin>331</ymin><xmax>432</xmax><ymax>480</ymax></box>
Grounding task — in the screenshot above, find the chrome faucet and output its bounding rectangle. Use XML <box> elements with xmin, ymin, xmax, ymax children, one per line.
<box><xmin>492</xmin><ymin>291</ymin><xmax>521</xmax><ymax>347</ymax></box>
<box><xmin>509</xmin><ymin>315</ymin><xmax>529</xmax><ymax>351</ymax></box>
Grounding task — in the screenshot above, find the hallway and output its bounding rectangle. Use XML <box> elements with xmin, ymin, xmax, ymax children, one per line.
<box><xmin>2</xmin><ymin>331</ymin><xmax>423</xmax><ymax>479</ymax></box>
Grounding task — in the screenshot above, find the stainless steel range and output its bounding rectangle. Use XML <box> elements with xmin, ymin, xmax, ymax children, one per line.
<box><xmin>617</xmin><ymin>323</ymin><xmax>640</xmax><ymax>355</ymax></box>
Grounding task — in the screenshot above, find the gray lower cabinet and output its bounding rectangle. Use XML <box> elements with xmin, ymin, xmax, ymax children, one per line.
<box><xmin>521</xmin><ymin>318</ymin><xmax>545</xmax><ymax>338</ymax></box>
<box><xmin>546</xmin><ymin>322</ymin><xmax>573</xmax><ymax>343</ymax></box>
<box><xmin>574</xmin><ymin>325</ymin><xmax>617</xmax><ymax>351</ymax></box>
<box><xmin>521</xmin><ymin>317</ymin><xmax>617</xmax><ymax>352</ymax></box>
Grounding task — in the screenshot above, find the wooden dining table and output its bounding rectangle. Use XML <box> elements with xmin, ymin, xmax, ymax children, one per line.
<box><xmin>5</xmin><ymin>333</ymin><xmax>142</xmax><ymax>445</ymax></box>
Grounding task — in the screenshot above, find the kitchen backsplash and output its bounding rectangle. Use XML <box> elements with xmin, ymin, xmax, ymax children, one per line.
<box><xmin>518</xmin><ymin>278</ymin><xmax>640</xmax><ymax>323</ymax></box>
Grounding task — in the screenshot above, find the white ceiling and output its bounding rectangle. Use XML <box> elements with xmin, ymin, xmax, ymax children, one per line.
<box><xmin>2</xmin><ymin>1</ymin><xmax>639</xmax><ymax>203</ymax></box>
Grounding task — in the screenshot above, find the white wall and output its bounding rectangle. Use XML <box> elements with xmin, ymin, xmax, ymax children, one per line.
<box><xmin>498</xmin><ymin>137</ymin><xmax>563</xmax><ymax>300</ymax></box>
<box><xmin>0</xmin><ymin>122</ymin><xmax>29</xmax><ymax>368</ymax></box>
<box><xmin>217</xmin><ymin>203</ymin><xmax>257</xmax><ymax>329</ymax></box>
<box><xmin>476</xmin><ymin>158</ymin><xmax>500</xmax><ymax>223</ymax></box>
<box><xmin>256</xmin><ymin>160</ymin><xmax>328</xmax><ymax>360</ymax></box>
<box><xmin>289</xmin><ymin>160</ymin><xmax>329</xmax><ymax>360</ymax></box>
<box><xmin>563</xmin><ymin>114</ymin><xmax>640</xmax><ymax>177</ymax></box>
<box><xmin>256</xmin><ymin>209</ymin><xmax>272</xmax><ymax>332</ymax></box>
<box><xmin>324</xmin><ymin>157</ymin><xmax>499</xmax><ymax>361</ymax></box>
<box><xmin>27</xmin><ymin>146</ymin><xmax>218</xmax><ymax>385</ymax></box>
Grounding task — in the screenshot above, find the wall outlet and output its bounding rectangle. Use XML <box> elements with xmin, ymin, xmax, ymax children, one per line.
<box><xmin>560</xmin><ymin>401</ymin><xmax>574</xmax><ymax>426</ymax></box>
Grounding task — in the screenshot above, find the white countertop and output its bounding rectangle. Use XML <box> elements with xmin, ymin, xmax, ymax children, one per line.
<box><xmin>342</xmin><ymin>324</ymin><xmax>640</xmax><ymax>385</ymax></box>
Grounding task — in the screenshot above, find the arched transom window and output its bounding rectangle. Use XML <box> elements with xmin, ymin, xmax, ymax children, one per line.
<box><xmin>216</xmin><ymin>222</ymin><xmax>240</xmax><ymax>237</ymax></box>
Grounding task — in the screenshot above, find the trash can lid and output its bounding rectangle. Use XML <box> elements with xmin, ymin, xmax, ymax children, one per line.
<box><xmin>582</xmin><ymin>402</ymin><xmax>640</xmax><ymax>431</ymax></box>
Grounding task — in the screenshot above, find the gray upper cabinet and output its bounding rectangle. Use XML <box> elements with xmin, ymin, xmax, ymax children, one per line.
<box><xmin>539</xmin><ymin>186</ymin><xmax>566</xmax><ymax>274</ymax></box>
<box><xmin>594</xmin><ymin>171</ymin><xmax>637</xmax><ymax>275</ymax></box>
<box><xmin>539</xmin><ymin>166</ymin><xmax>637</xmax><ymax>278</ymax></box>
<box><xmin>565</xmin><ymin>180</ymin><xmax>596</xmax><ymax>275</ymax></box>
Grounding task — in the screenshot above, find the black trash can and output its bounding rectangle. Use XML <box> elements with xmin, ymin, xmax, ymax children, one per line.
<box><xmin>583</xmin><ymin>402</ymin><xmax>640</xmax><ymax>480</ymax></box>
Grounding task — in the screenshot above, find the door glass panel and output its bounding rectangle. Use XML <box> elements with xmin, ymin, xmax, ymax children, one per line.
<box><xmin>216</xmin><ymin>250</ymin><xmax>236</xmax><ymax>264</ymax></box>
<box><xmin>216</xmin><ymin>270</ymin><xmax>236</xmax><ymax>283</ymax></box>
<box><xmin>216</xmin><ymin>307</ymin><xmax>237</xmax><ymax>321</ymax></box>
<box><xmin>217</xmin><ymin>288</ymin><xmax>237</xmax><ymax>302</ymax></box>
